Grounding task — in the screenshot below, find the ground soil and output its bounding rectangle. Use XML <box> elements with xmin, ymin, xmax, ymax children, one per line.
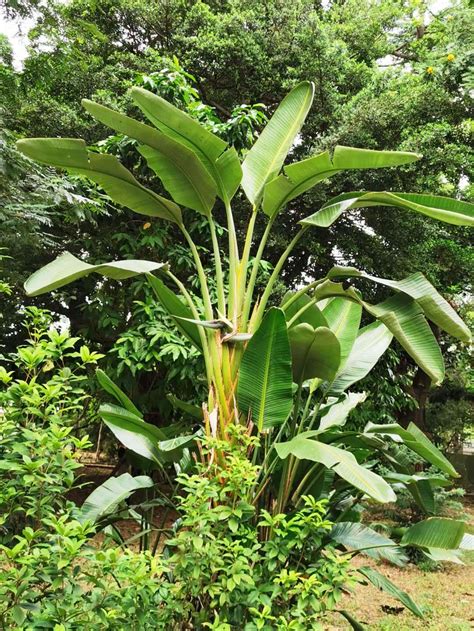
<box><xmin>326</xmin><ymin>496</ymin><xmax>474</xmax><ymax>630</ymax></box>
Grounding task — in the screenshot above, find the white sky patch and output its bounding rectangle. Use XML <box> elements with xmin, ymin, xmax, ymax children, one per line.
<box><xmin>0</xmin><ymin>14</ymin><xmax>34</xmax><ymax>69</ymax></box>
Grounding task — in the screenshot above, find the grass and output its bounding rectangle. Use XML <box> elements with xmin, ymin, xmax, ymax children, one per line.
<box><xmin>326</xmin><ymin>497</ymin><xmax>474</xmax><ymax>629</ymax></box>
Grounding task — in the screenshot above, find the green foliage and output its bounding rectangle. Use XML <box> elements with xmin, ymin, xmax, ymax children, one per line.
<box><xmin>0</xmin><ymin>428</ymin><xmax>354</xmax><ymax>630</ymax></box>
<box><xmin>0</xmin><ymin>308</ymin><xmax>100</xmax><ymax>541</ymax></box>
<box><xmin>154</xmin><ymin>429</ymin><xmax>355</xmax><ymax>629</ymax></box>
<box><xmin>0</xmin><ymin>417</ymin><xmax>90</xmax><ymax>544</ymax></box>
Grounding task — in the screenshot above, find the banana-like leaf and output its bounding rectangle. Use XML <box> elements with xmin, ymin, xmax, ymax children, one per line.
<box><xmin>424</xmin><ymin>548</ymin><xmax>464</xmax><ymax>564</ymax></box>
<box><xmin>130</xmin><ymin>87</ymin><xmax>242</xmax><ymax>201</ymax></box>
<box><xmin>263</xmin><ymin>145</ymin><xmax>420</xmax><ymax>217</ymax></box>
<box><xmin>401</xmin><ymin>517</ymin><xmax>465</xmax><ymax>549</ymax></box>
<box><xmin>358</xmin><ymin>566</ymin><xmax>424</xmax><ymax>617</ymax></box>
<box><xmin>100</xmin><ymin>403</ymin><xmax>166</xmax><ymax>464</ymax></box>
<box><xmin>275</xmin><ymin>435</ymin><xmax>396</xmax><ymax>502</ymax></box>
<box><xmin>289</xmin><ymin>324</ymin><xmax>341</xmax><ymax>384</ymax></box>
<box><xmin>314</xmin><ymin>282</ymin><xmax>443</xmax><ymax>386</ymax></box>
<box><xmin>328</xmin><ymin>267</ymin><xmax>471</xmax><ymax>343</ymax></box>
<box><xmin>330</xmin><ymin>522</ymin><xmax>408</xmax><ymax>566</ymax></box>
<box><xmin>318</xmin><ymin>392</ymin><xmax>367</xmax><ymax>433</ymax></box>
<box><xmin>215</xmin><ymin>147</ymin><xmax>243</xmax><ymax>201</ymax></box>
<box><xmin>364</xmin><ymin>294</ymin><xmax>444</xmax><ymax>385</ymax></box>
<box><xmin>408</xmin><ymin>478</ymin><xmax>435</xmax><ymax>515</ymax></box>
<box><xmin>331</xmin><ymin>321</ymin><xmax>393</xmax><ymax>394</ymax></box>
<box><xmin>16</xmin><ymin>138</ymin><xmax>182</xmax><ymax>223</ymax></box>
<box><xmin>460</xmin><ymin>533</ymin><xmax>474</xmax><ymax>550</ymax></box>
<box><xmin>323</xmin><ymin>298</ymin><xmax>362</xmax><ymax>369</ymax></box>
<box><xmin>79</xmin><ymin>473</ymin><xmax>154</xmax><ymax>524</ymax></box>
<box><xmin>242</xmin><ymin>81</ymin><xmax>314</xmax><ymax>205</ymax></box>
<box><xmin>338</xmin><ymin>610</ymin><xmax>366</xmax><ymax>630</ymax></box>
<box><xmin>24</xmin><ymin>251</ymin><xmax>167</xmax><ymax>297</ymax></box>
<box><xmin>237</xmin><ymin>308</ymin><xmax>293</xmax><ymax>431</ymax></box>
<box><xmin>96</xmin><ymin>369</ymin><xmax>142</xmax><ymax>417</ymax></box>
<box><xmin>100</xmin><ymin>403</ymin><xmax>195</xmax><ymax>467</ymax></box>
<box><xmin>281</xmin><ymin>291</ymin><xmax>328</xmax><ymax>329</ymax></box>
<box><xmin>167</xmin><ymin>394</ymin><xmax>203</xmax><ymax>420</ymax></box>
<box><xmin>83</xmin><ymin>100</ymin><xmax>217</xmax><ymax>215</ymax></box>
<box><xmin>301</xmin><ymin>191</ymin><xmax>474</xmax><ymax>228</ymax></box>
<box><xmin>146</xmin><ymin>274</ymin><xmax>202</xmax><ymax>351</ymax></box>
<box><xmin>364</xmin><ymin>422</ymin><xmax>458</xmax><ymax>477</ymax></box>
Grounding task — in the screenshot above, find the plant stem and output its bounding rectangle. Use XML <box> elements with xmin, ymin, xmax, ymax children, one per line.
<box><xmin>252</xmin><ymin>226</ymin><xmax>309</xmax><ymax>329</ymax></box>
<box><xmin>225</xmin><ymin>199</ymin><xmax>240</xmax><ymax>323</ymax></box>
<box><xmin>179</xmin><ymin>224</ymin><xmax>214</xmax><ymax>320</ymax></box>
<box><xmin>241</xmin><ymin>214</ymin><xmax>276</xmax><ymax>330</ymax></box>
<box><xmin>164</xmin><ymin>270</ymin><xmax>212</xmax><ymax>385</ymax></box>
<box><xmin>237</xmin><ymin>206</ymin><xmax>258</xmax><ymax>322</ymax></box>
<box><xmin>280</xmin><ymin>278</ymin><xmax>326</xmax><ymax>313</ymax></box>
<box><xmin>208</xmin><ymin>217</ymin><xmax>226</xmax><ymax>315</ymax></box>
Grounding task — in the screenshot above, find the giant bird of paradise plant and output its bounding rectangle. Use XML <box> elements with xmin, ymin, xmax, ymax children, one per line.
<box><xmin>19</xmin><ymin>82</ymin><xmax>474</xmax><ymax>622</ymax></box>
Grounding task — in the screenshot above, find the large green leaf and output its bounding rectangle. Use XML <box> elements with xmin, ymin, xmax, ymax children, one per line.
<box><xmin>167</xmin><ymin>394</ymin><xmax>203</xmax><ymax>420</ymax></box>
<box><xmin>330</xmin><ymin>522</ymin><xmax>408</xmax><ymax>566</ymax></box>
<box><xmin>322</xmin><ymin>298</ymin><xmax>362</xmax><ymax>369</ymax></box>
<box><xmin>281</xmin><ymin>291</ymin><xmax>328</xmax><ymax>329</ymax></box>
<box><xmin>100</xmin><ymin>403</ymin><xmax>194</xmax><ymax>466</ymax></box>
<box><xmin>328</xmin><ymin>267</ymin><xmax>471</xmax><ymax>343</ymax></box>
<box><xmin>24</xmin><ymin>251</ymin><xmax>166</xmax><ymax>297</ymax></box>
<box><xmin>318</xmin><ymin>392</ymin><xmax>366</xmax><ymax>433</ymax></box>
<box><xmin>301</xmin><ymin>191</ymin><xmax>474</xmax><ymax>228</ymax></box>
<box><xmin>358</xmin><ymin>566</ymin><xmax>424</xmax><ymax>617</ymax></box>
<box><xmin>309</xmin><ymin>280</ymin><xmax>443</xmax><ymax>384</ymax></box>
<box><xmin>99</xmin><ymin>403</ymin><xmax>166</xmax><ymax>464</ymax></box>
<box><xmin>79</xmin><ymin>473</ymin><xmax>154</xmax><ymax>524</ymax></box>
<box><xmin>364</xmin><ymin>294</ymin><xmax>444</xmax><ymax>385</ymax></box>
<box><xmin>331</xmin><ymin>321</ymin><xmax>393</xmax><ymax>394</ymax></box>
<box><xmin>16</xmin><ymin>138</ymin><xmax>182</xmax><ymax>223</ymax></box>
<box><xmin>130</xmin><ymin>87</ymin><xmax>241</xmax><ymax>201</ymax></box>
<box><xmin>96</xmin><ymin>369</ymin><xmax>142</xmax><ymax>417</ymax></box>
<box><xmin>401</xmin><ymin>518</ymin><xmax>465</xmax><ymax>550</ymax></box>
<box><xmin>275</xmin><ymin>435</ymin><xmax>396</xmax><ymax>502</ymax></box>
<box><xmin>263</xmin><ymin>146</ymin><xmax>420</xmax><ymax>217</ymax></box>
<box><xmin>364</xmin><ymin>422</ymin><xmax>458</xmax><ymax>477</ymax></box>
<box><xmin>146</xmin><ymin>274</ymin><xmax>202</xmax><ymax>351</ymax></box>
<box><xmin>242</xmin><ymin>82</ymin><xmax>314</xmax><ymax>205</ymax></box>
<box><xmin>288</xmin><ymin>324</ymin><xmax>341</xmax><ymax>384</ymax></box>
<box><xmin>83</xmin><ymin>100</ymin><xmax>217</xmax><ymax>215</ymax></box>
<box><xmin>237</xmin><ymin>308</ymin><xmax>293</xmax><ymax>431</ymax></box>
